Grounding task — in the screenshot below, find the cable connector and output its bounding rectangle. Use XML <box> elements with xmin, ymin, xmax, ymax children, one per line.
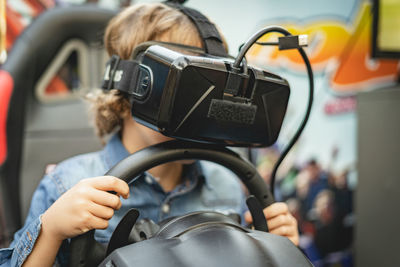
<box><xmin>278</xmin><ymin>35</ymin><xmax>308</xmax><ymax>50</ymax></box>
<box><xmin>225</xmin><ymin>69</ymin><xmax>249</xmax><ymax>96</ymax></box>
<box><xmin>224</xmin><ymin>62</ymin><xmax>249</xmax><ymax>96</ymax></box>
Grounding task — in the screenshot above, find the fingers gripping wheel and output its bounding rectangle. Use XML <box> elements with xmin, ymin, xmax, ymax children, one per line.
<box><xmin>69</xmin><ymin>140</ymin><xmax>274</xmax><ymax>267</ymax></box>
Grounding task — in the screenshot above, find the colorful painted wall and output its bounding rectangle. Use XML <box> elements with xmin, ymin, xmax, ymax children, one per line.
<box><xmin>247</xmin><ymin>2</ymin><xmax>399</xmax><ymax>174</ymax></box>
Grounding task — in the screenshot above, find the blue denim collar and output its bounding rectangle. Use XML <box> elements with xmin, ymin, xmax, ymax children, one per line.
<box><xmin>102</xmin><ymin>133</ymin><xmax>130</xmax><ymax>170</ymax></box>
<box><xmin>101</xmin><ymin>133</ymin><xmax>210</xmax><ymax>188</ymax></box>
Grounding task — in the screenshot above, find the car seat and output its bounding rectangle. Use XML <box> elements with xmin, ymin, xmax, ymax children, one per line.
<box><xmin>0</xmin><ymin>5</ymin><xmax>116</xmax><ymax>244</ymax></box>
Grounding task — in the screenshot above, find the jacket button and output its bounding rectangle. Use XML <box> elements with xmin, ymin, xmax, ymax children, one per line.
<box><xmin>145</xmin><ymin>175</ymin><xmax>153</xmax><ymax>184</ymax></box>
<box><xmin>162</xmin><ymin>203</ymin><xmax>170</xmax><ymax>214</ymax></box>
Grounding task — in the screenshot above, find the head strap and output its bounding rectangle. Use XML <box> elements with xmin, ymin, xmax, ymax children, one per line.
<box><xmin>165</xmin><ymin>1</ymin><xmax>228</xmax><ymax>57</ymax></box>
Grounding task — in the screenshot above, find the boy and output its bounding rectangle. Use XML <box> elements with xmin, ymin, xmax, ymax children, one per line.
<box><xmin>0</xmin><ymin>3</ymin><xmax>298</xmax><ymax>267</ymax></box>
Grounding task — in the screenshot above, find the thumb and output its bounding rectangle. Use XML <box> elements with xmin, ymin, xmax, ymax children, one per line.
<box><xmin>244</xmin><ymin>210</ymin><xmax>253</xmax><ymax>224</ymax></box>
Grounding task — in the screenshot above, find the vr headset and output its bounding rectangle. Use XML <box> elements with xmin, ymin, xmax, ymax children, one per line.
<box><xmin>101</xmin><ymin>1</ymin><xmax>290</xmax><ymax>147</ymax></box>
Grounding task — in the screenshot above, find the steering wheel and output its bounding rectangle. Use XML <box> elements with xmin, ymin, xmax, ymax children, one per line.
<box><xmin>69</xmin><ymin>140</ymin><xmax>275</xmax><ymax>267</ymax></box>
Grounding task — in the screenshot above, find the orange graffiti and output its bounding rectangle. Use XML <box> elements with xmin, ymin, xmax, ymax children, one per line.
<box><xmin>248</xmin><ymin>23</ymin><xmax>350</xmax><ymax>71</ymax></box>
<box><xmin>247</xmin><ymin>3</ymin><xmax>400</xmax><ymax>93</ymax></box>
<box><xmin>331</xmin><ymin>4</ymin><xmax>398</xmax><ymax>91</ymax></box>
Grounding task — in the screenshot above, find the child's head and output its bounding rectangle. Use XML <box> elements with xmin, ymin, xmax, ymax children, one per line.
<box><xmin>104</xmin><ymin>3</ymin><xmax>202</xmax><ymax>59</ymax></box>
<box><xmin>89</xmin><ymin>3</ymin><xmax>225</xmax><ymax>142</ymax></box>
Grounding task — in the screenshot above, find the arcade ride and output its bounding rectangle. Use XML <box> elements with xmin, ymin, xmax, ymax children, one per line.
<box><xmin>0</xmin><ymin>1</ymin><xmax>315</xmax><ymax>266</ymax></box>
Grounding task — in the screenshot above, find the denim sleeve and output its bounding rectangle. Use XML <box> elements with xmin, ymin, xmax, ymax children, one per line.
<box><xmin>0</xmin><ymin>174</ymin><xmax>63</xmax><ymax>267</ymax></box>
<box><xmin>239</xmin><ymin>190</ymin><xmax>248</xmax><ymax>224</ymax></box>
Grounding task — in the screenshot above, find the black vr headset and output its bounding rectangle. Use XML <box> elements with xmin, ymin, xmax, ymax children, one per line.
<box><xmin>100</xmin><ymin>1</ymin><xmax>302</xmax><ymax>148</ymax></box>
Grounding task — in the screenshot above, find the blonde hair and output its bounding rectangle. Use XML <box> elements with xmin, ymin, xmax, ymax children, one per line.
<box><xmin>89</xmin><ymin>3</ymin><xmax>228</xmax><ymax>142</ymax></box>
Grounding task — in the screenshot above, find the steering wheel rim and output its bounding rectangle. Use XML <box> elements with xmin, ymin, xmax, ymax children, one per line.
<box><xmin>69</xmin><ymin>140</ymin><xmax>274</xmax><ymax>267</ymax></box>
<box><xmin>106</xmin><ymin>140</ymin><xmax>274</xmax><ymax>207</ymax></box>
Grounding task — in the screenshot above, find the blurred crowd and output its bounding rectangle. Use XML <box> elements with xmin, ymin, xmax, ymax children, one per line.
<box><xmin>256</xmin><ymin>147</ymin><xmax>355</xmax><ymax>267</ymax></box>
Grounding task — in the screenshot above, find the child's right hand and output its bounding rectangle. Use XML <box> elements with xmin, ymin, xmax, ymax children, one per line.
<box><xmin>41</xmin><ymin>176</ymin><xmax>130</xmax><ymax>241</ymax></box>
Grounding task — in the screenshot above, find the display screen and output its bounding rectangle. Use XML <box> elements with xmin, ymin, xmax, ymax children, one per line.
<box><xmin>372</xmin><ymin>0</ymin><xmax>400</xmax><ymax>58</ymax></box>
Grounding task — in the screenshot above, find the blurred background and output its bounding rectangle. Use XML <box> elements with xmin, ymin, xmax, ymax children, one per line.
<box><xmin>1</xmin><ymin>0</ymin><xmax>399</xmax><ymax>266</ymax></box>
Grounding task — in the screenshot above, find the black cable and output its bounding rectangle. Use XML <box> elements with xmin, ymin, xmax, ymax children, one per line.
<box><xmin>269</xmin><ymin>48</ymin><xmax>313</xmax><ymax>195</ymax></box>
<box><xmin>234</xmin><ymin>26</ymin><xmax>314</xmax><ymax>196</ymax></box>
<box><xmin>256</xmin><ymin>41</ymin><xmax>279</xmax><ymax>46</ymax></box>
<box><xmin>233</xmin><ymin>26</ymin><xmax>289</xmax><ymax>69</ymax></box>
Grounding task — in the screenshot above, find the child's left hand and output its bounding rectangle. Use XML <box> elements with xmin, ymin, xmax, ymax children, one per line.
<box><xmin>244</xmin><ymin>202</ymin><xmax>299</xmax><ymax>246</ymax></box>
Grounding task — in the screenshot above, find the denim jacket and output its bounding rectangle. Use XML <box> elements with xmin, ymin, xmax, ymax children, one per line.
<box><xmin>0</xmin><ymin>134</ymin><xmax>246</xmax><ymax>266</ymax></box>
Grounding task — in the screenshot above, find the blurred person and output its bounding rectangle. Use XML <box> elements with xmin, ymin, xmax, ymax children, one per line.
<box><xmin>302</xmin><ymin>159</ymin><xmax>329</xmax><ymax>213</ymax></box>
<box><xmin>278</xmin><ymin>166</ymin><xmax>300</xmax><ymax>201</ymax></box>
<box><xmin>0</xmin><ymin>3</ymin><xmax>299</xmax><ymax>267</ymax></box>
<box><xmin>312</xmin><ymin>190</ymin><xmax>335</xmax><ymax>225</ymax></box>
<box><xmin>331</xmin><ymin>169</ymin><xmax>353</xmax><ymax>218</ymax></box>
<box><xmin>312</xmin><ymin>189</ymin><xmax>353</xmax><ymax>261</ymax></box>
<box><xmin>293</xmin><ymin>167</ymin><xmax>311</xmax><ymax>220</ymax></box>
<box><xmin>286</xmin><ymin>198</ymin><xmax>302</xmax><ymax>228</ymax></box>
<box><xmin>256</xmin><ymin>147</ymin><xmax>280</xmax><ymax>184</ymax></box>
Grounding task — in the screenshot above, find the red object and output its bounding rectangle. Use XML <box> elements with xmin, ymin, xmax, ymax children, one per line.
<box><xmin>45</xmin><ymin>76</ymin><xmax>70</xmax><ymax>94</ymax></box>
<box><xmin>324</xmin><ymin>97</ymin><xmax>357</xmax><ymax>115</ymax></box>
<box><xmin>25</xmin><ymin>0</ymin><xmax>51</xmax><ymax>17</ymax></box>
<box><xmin>6</xmin><ymin>1</ymin><xmax>55</xmax><ymax>50</ymax></box>
<box><xmin>5</xmin><ymin>6</ymin><xmax>25</xmax><ymax>50</ymax></box>
<box><xmin>0</xmin><ymin>70</ymin><xmax>14</xmax><ymax>165</ymax></box>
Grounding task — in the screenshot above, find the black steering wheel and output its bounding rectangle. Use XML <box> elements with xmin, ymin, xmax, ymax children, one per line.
<box><xmin>69</xmin><ymin>140</ymin><xmax>275</xmax><ymax>267</ymax></box>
